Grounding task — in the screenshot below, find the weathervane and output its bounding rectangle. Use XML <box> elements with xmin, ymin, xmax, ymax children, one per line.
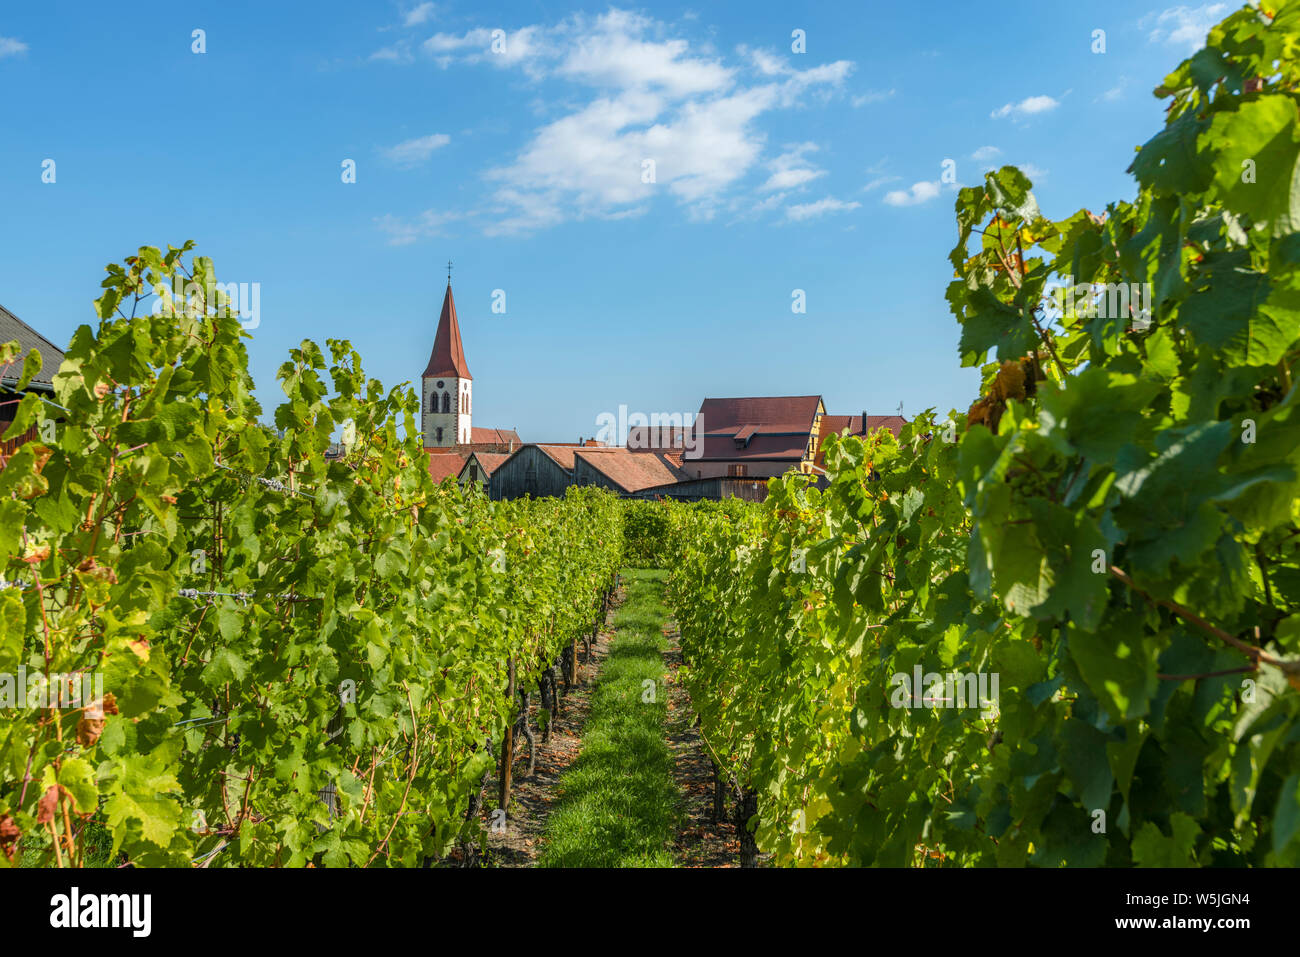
<box><xmin>446</xmin><ymin>259</ymin><xmax>453</xmax><ymax>285</ymax></box>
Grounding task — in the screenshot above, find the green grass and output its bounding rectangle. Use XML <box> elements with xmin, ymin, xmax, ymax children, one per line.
<box><xmin>18</xmin><ymin>817</ymin><xmax>116</xmax><ymax>867</ymax></box>
<box><xmin>537</xmin><ymin>568</ymin><xmax>682</xmax><ymax>867</ymax></box>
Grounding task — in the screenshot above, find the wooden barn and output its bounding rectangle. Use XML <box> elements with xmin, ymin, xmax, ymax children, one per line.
<box><xmin>489</xmin><ymin>443</ymin><xmax>688</xmax><ymax>500</ymax></box>
<box><xmin>0</xmin><ymin>304</ymin><xmax>65</xmax><ymax>464</ymax></box>
<box><xmin>630</xmin><ymin>475</ymin><xmax>770</xmax><ymax>503</ymax></box>
<box><xmin>489</xmin><ymin>444</ymin><xmax>577</xmax><ymax>499</ymax></box>
<box><xmin>460</xmin><ymin>451</ymin><xmax>510</xmax><ymax>489</ymax></box>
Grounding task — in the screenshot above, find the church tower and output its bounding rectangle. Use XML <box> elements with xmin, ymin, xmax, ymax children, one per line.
<box><xmin>421</xmin><ymin>279</ymin><xmax>472</xmax><ymax>448</ymax></box>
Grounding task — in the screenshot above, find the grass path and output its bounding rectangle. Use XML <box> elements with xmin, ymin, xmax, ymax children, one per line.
<box><xmin>537</xmin><ymin>569</ymin><xmax>683</xmax><ymax>867</ymax></box>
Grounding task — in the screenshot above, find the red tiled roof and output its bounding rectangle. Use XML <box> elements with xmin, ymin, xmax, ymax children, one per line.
<box><xmin>427</xmin><ymin>451</ymin><xmax>469</xmax><ymax>482</ymax></box>
<box><xmin>815</xmin><ymin>414</ymin><xmax>907</xmax><ymax>466</ymax></box>
<box><xmin>422</xmin><ymin>283</ymin><xmax>471</xmax><ymax>380</ymax></box>
<box><xmin>695</xmin><ymin>395</ymin><xmax>824</xmax><ymax>462</ymax></box>
<box><xmin>520</xmin><ymin>444</ymin><xmax>688</xmax><ymax>492</ymax></box>
<box><xmin>575</xmin><ymin>448</ymin><xmax>689</xmax><ymax>493</ymax></box>
<box><xmin>470</xmin><ymin>426</ymin><xmax>520</xmax><ymax>446</ymax></box>
<box><xmin>465</xmin><ymin>452</ymin><xmax>511</xmax><ymax>477</ymax></box>
<box><xmin>698</xmin><ymin>395</ymin><xmax>823</xmax><ymax>427</ymax></box>
<box><xmin>534</xmin><ymin>444</ymin><xmax>613</xmax><ymax>470</ymax></box>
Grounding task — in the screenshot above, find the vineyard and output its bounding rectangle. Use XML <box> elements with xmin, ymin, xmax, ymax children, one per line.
<box><xmin>666</xmin><ymin>3</ymin><xmax>1300</xmax><ymax>867</ymax></box>
<box><xmin>0</xmin><ymin>246</ymin><xmax>621</xmax><ymax>867</ymax></box>
<box><xmin>3</xmin><ymin>1</ymin><xmax>1300</xmax><ymax>872</ymax></box>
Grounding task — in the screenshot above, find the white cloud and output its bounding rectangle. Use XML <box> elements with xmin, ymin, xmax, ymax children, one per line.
<box><xmin>1019</xmin><ymin>163</ymin><xmax>1048</xmax><ymax>181</ymax></box>
<box><xmin>483</xmin><ymin>83</ymin><xmax>778</xmax><ymax>234</ymax></box>
<box><xmin>746</xmin><ymin>191</ymin><xmax>788</xmax><ymax>215</ymax></box>
<box><xmin>454</xmin><ymin>11</ymin><xmax>854</xmax><ymax>234</ymax></box>
<box><xmin>370</xmin><ymin>44</ymin><xmax>411</xmax><ymax>63</ymax></box>
<box><xmin>374</xmin><ymin>11</ymin><xmax>853</xmax><ymax>234</ymax></box>
<box><xmin>403</xmin><ymin>3</ymin><xmax>436</xmax><ymax>28</ymax></box>
<box><xmin>1097</xmin><ymin>76</ymin><xmax>1128</xmax><ymax>102</ymax></box>
<box><xmin>764</xmin><ymin>167</ymin><xmax>824</xmax><ymax>190</ymax></box>
<box><xmin>786</xmin><ymin>197</ymin><xmax>860</xmax><ymax>221</ymax></box>
<box><xmin>760</xmin><ymin>143</ymin><xmax>825</xmax><ymax>192</ymax></box>
<box><xmin>0</xmin><ymin>35</ymin><xmax>27</xmax><ymax>58</ymax></box>
<box><xmin>738</xmin><ymin>44</ymin><xmax>853</xmax><ymax>107</ymax></box>
<box><xmin>883</xmin><ymin>181</ymin><xmax>942</xmax><ymax>207</ymax></box>
<box><xmin>863</xmin><ymin>174</ymin><xmax>901</xmax><ymax>192</ymax></box>
<box><xmin>1142</xmin><ymin>4</ymin><xmax>1228</xmax><ymax>53</ymax></box>
<box><xmin>421</xmin><ymin>24</ymin><xmax>551</xmax><ymax>75</ymax></box>
<box><xmin>852</xmin><ymin>88</ymin><xmax>895</xmax><ymax>107</ymax></box>
<box><xmin>971</xmin><ymin>145</ymin><xmax>1001</xmax><ymax>162</ymax></box>
<box><xmin>380</xmin><ymin>133</ymin><xmax>451</xmax><ymax>167</ymax></box>
<box><xmin>560</xmin><ymin>10</ymin><xmax>733</xmax><ymax>96</ymax></box>
<box><xmin>420</xmin><ymin>28</ymin><xmax>488</xmax><ymax>54</ymax></box>
<box><xmin>990</xmin><ymin>94</ymin><xmax>1059</xmax><ymax>120</ymax></box>
<box><xmin>374</xmin><ymin>209</ymin><xmax>461</xmax><ymax>245</ymax></box>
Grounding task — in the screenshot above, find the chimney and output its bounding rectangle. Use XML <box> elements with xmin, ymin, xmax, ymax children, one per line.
<box><xmin>861</xmin><ymin>410</ymin><xmax>868</xmax><ymax>435</ymax></box>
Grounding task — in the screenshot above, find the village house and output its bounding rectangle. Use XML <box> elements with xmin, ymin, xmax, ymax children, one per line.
<box><xmin>814</xmin><ymin>412</ymin><xmax>907</xmax><ymax>469</ymax></box>
<box><xmin>684</xmin><ymin>395</ymin><xmax>827</xmax><ymax>480</ymax></box>
<box><xmin>625</xmin><ymin>401</ymin><xmax>906</xmax><ymax>500</ymax></box>
<box><xmin>413</xmin><ymin>269</ymin><xmax>906</xmax><ymax>500</ymax></box>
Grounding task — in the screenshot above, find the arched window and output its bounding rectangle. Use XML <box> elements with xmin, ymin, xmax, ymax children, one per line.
<box><xmin>441</xmin><ymin>392</ymin><xmax>450</xmax><ymax>413</ymax></box>
<box><xmin>436</xmin><ymin>426</ymin><xmax>444</xmax><ymax>444</ymax></box>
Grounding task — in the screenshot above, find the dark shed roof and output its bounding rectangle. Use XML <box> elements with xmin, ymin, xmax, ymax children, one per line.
<box><xmin>0</xmin><ymin>304</ymin><xmax>65</xmax><ymax>393</ymax></box>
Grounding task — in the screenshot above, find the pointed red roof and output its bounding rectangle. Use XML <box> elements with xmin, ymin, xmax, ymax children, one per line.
<box><xmin>422</xmin><ymin>282</ymin><xmax>471</xmax><ymax>380</ymax></box>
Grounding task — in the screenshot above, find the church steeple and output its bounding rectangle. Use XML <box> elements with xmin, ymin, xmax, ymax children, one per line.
<box><xmin>421</xmin><ymin>272</ymin><xmax>473</xmax><ymax>449</ymax></box>
<box><xmin>422</xmin><ymin>281</ymin><xmax>472</xmax><ymax>380</ymax></box>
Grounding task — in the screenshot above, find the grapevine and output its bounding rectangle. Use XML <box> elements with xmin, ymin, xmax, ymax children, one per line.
<box><xmin>666</xmin><ymin>2</ymin><xmax>1300</xmax><ymax>867</ymax></box>
<box><xmin>0</xmin><ymin>244</ymin><xmax>622</xmax><ymax>867</ymax></box>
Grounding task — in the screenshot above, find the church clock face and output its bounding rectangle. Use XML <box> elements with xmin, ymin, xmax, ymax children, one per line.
<box><xmin>436</xmin><ymin>380</ymin><xmax>444</xmax><ymax>389</ymax></box>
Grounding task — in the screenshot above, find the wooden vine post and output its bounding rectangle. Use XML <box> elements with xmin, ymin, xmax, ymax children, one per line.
<box><xmin>498</xmin><ymin>655</ymin><xmax>516</xmax><ymax>814</ymax></box>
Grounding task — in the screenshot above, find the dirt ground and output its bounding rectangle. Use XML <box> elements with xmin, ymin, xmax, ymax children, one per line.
<box><xmin>466</xmin><ymin>577</ymin><xmax>739</xmax><ymax>868</ymax></box>
<box><xmin>661</xmin><ymin>619</ymin><xmax>740</xmax><ymax>868</ymax></box>
<box><xmin>472</xmin><ymin>585</ymin><xmax>621</xmax><ymax>866</ymax></box>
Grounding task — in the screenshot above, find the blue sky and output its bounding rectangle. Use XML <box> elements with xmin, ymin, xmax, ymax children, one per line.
<box><xmin>0</xmin><ymin>1</ymin><xmax>1232</xmax><ymax>441</ymax></box>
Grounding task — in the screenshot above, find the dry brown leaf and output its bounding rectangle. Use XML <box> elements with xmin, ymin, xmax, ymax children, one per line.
<box><xmin>77</xmin><ymin>717</ymin><xmax>105</xmax><ymax>748</ymax></box>
<box><xmin>36</xmin><ymin>786</ymin><xmax>59</xmax><ymax>824</ymax></box>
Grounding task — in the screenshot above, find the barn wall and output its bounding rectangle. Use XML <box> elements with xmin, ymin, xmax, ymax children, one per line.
<box><xmin>631</xmin><ymin>477</ymin><xmax>768</xmax><ymax>502</ymax></box>
<box><xmin>489</xmin><ymin>446</ymin><xmax>574</xmax><ymax>500</ymax></box>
